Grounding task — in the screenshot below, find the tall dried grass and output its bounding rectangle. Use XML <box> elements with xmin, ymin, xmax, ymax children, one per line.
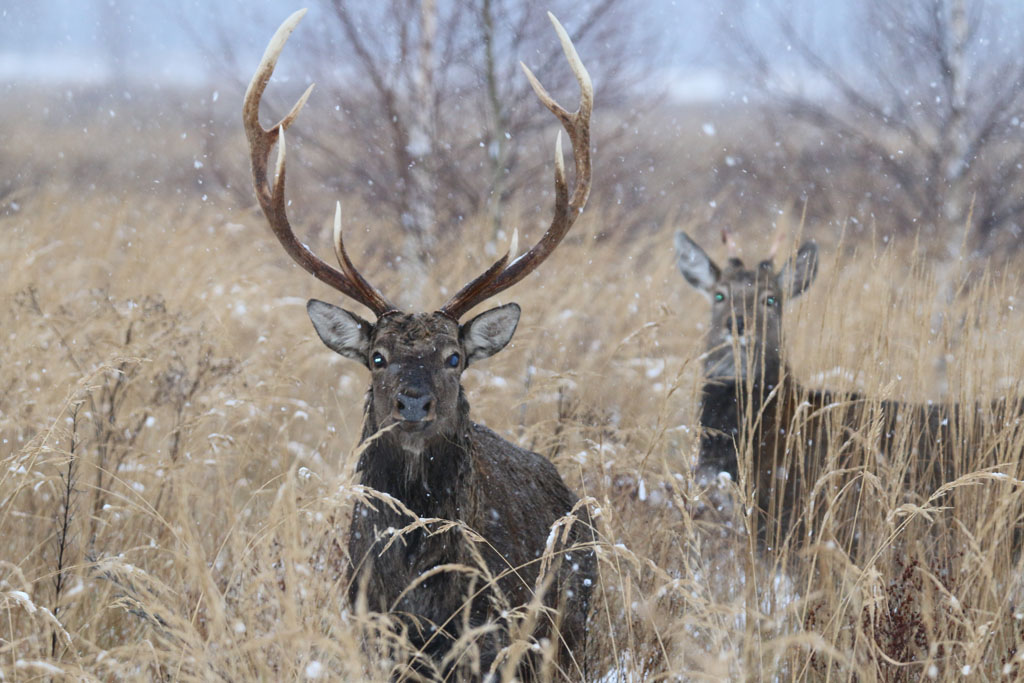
<box><xmin>3</xmin><ymin>91</ymin><xmax>1024</xmax><ymax>680</ymax></box>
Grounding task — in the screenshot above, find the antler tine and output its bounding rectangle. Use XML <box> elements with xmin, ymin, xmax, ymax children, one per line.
<box><xmin>243</xmin><ymin>10</ymin><xmax>313</xmax><ymax>195</ymax></box>
<box><xmin>244</xmin><ymin>9</ymin><xmax>396</xmax><ymax>317</ymax></box>
<box><xmin>721</xmin><ymin>228</ymin><xmax>740</xmax><ymax>259</ymax></box>
<box><xmin>332</xmin><ymin>202</ymin><xmax>397</xmax><ymax>313</ymax></box>
<box><xmin>440</xmin><ymin>13</ymin><xmax>592</xmax><ymax>320</ymax></box>
<box><xmin>765</xmin><ymin>221</ymin><xmax>787</xmax><ymax>263</ymax></box>
<box><xmin>438</xmin><ymin>230</ymin><xmax>518</xmax><ymax>321</ymax></box>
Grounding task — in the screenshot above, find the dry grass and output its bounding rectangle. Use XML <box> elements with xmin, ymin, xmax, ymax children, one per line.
<box><xmin>4</xmin><ymin>90</ymin><xmax>1024</xmax><ymax>681</ymax></box>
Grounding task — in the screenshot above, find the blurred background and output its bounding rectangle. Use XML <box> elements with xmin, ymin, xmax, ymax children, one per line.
<box><xmin>6</xmin><ymin>3</ymin><xmax>1024</xmax><ymax>678</ymax></box>
<box><xmin>4</xmin><ymin>0</ymin><xmax>1024</xmax><ymax>277</ymax></box>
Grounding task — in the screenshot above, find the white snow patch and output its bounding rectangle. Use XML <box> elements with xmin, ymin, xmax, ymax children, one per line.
<box><xmin>15</xmin><ymin>660</ymin><xmax>63</xmax><ymax>674</ymax></box>
<box><xmin>545</xmin><ymin>525</ymin><xmax>559</xmax><ymax>551</ymax></box>
<box><xmin>7</xmin><ymin>590</ymin><xmax>36</xmax><ymax>613</ymax></box>
<box><xmin>274</xmin><ymin>296</ymin><xmax>309</xmax><ymax>308</ymax></box>
<box><xmin>809</xmin><ymin>366</ymin><xmax>864</xmax><ymax>387</ymax></box>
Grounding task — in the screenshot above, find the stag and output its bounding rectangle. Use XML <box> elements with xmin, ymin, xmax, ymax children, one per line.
<box><xmin>674</xmin><ymin>230</ymin><xmax>1014</xmax><ymax>552</ymax></box>
<box><xmin>244</xmin><ymin>9</ymin><xmax>594</xmax><ymax>681</ymax></box>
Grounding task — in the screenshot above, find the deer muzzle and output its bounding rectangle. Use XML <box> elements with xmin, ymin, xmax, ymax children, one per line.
<box><xmin>394</xmin><ymin>390</ymin><xmax>435</xmax><ymax>423</ymax></box>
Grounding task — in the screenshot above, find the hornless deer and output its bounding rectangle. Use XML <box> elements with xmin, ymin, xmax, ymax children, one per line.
<box><xmin>674</xmin><ymin>230</ymin><xmax>1015</xmax><ymax>552</ymax></box>
<box><xmin>244</xmin><ymin>10</ymin><xmax>594</xmax><ymax>681</ymax></box>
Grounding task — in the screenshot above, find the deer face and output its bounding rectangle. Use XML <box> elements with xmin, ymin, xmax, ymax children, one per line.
<box><xmin>674</xmin><ymin>232</ymin><xmax>818</xmax><ymax>385</ymax></box>
<box><xmin>306</xmin><ymin>301</ymin><xmax>521</xmax><ymax>453</ymax></box>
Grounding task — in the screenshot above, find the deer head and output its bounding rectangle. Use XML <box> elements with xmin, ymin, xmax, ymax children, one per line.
<box><xmin>243</xmin><ymin>10</ymin><xmax>592</xmax><ymax>454</ymax></box>
<box><xmin>674</xmin><ymin>230</ymin><xmax>818</xmax><ymax>385</ymax></box>
<box><xmin>306</xmin><ymin>303</ymin><xmax>521</xmax><ymax>454</ymax></box>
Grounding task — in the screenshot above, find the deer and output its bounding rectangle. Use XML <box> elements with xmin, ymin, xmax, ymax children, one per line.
<box><xmin>673</xmin><ymin>229</ymin><xmax>1015</xmax><ymax>553</ymax></box>
<box><xmin>243</xmin><ymin>9</ymin><xmax>595</xmax><ymax>681</ymax></box>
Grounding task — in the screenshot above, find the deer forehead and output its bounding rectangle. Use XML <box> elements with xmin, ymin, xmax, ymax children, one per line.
<box><xmin>721</xmin><ymin>263</ymin><xmax>780</xmax><ymax>295</ymax></box>
<box><xmin>372</xmin><ymin>312</ymin><xmax>460</xmax><ymax>351</ymax></box>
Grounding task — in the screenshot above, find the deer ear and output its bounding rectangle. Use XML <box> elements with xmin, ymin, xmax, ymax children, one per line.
<box><xmin>674</xmin><ymin>231</ymin><xmax>720</xmax><ymax>294</ymax></box>
<box><xmin>777</xmin><ymin>242</ymin><xmax>819</xmax><ymax>299</ymax></box>
<box><xmin>307</xmin><ymin>299</ymin><xmax>373</xmax><ymax>365</ymax></box>
<box><xmin>461</xmin><ymin>303</ymin><xmax>521</xmax><ymax>366</ymax></box>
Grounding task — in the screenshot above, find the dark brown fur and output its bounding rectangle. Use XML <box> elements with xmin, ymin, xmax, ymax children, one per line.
<box><xmin>245</xmin><ymin>12</ymin><xmax>597</xmax><ymax>678</ymax></box>
<box><xmin>311</xmin><ymin>308</ymin><xmax>594</xmax><ymax>680</ymax></box>
<box><xmin>676</xmin><ymin>232</ymin><xmax>1017</xmax><ymax>551</ymax></box>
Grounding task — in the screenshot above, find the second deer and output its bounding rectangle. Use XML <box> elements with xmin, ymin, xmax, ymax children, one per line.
<box><xmin>675</xmin><ymin>230</ymin><xmax>1016</xmax><ymax>552</ymax></box>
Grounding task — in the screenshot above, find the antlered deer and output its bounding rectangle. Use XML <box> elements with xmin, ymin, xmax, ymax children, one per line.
<box><xmin>244</xmin><ymin>10</ymin><xmax>595</xmax><ymax>680</ymax></box>
<box><xmin>675</xmin><ymin>230</ymin><xmax>1014</xmax><ymax>552</ymax></box>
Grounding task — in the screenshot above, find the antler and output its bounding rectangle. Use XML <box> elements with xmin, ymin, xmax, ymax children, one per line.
<box><xmin>243</xmin><ymin>9</ymin><xmax>396</xmax><ymax>317</ymax></box>
<box><xmin>440</xmin><ymin>12</ymin><xmax>593</xmax><ymax>320</ymax></box>
<box><xmin>765</xmin><ymin>221</ymin><xmax>787</xmax><ymax>263</ymax></box>
<box><xmin>721</xmin><ymin>228</ymin><xmax>740</xmax><ymax>259</ymax></box>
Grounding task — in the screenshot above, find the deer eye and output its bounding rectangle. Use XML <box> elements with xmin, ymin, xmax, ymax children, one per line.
<box><xmin>371</xmin><ymin>352</ymin><xmax>387</xmax><ymax>369</ymax></box>
<box><xmin>446</xmin><ymin>353</ymin><xmax>461</xmax><ymax>368</ymax></box>
<box><xmin>765</xmin><ymin>296</ymin><xmax>777</xmax><ymax>307</ymax></box>
<box><xmin>714</xmin><ymin>292</ymin><xmax>725</xmax><ymax>302</ymax></box>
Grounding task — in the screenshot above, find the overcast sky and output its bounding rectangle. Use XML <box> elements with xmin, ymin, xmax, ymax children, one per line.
<box><xmin>0</xmin><ymin>1</ymin><xmax>724</xmax><ymax>86</ymax></box>
<box><xmin>2</xmin><ymin>1</ymin><xmax>1021</xmax><ymax>103</ymax></box>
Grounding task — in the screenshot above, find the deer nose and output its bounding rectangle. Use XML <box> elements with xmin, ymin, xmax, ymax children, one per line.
<box><xmin>395</xmin><ymin>391</ymin><xmax>433</xmax><ymax>422</ymax></box>
<box><xmin>731</xmin><ymin>316</ymin><xmax>745</xmax><ymax>336</ymax></box>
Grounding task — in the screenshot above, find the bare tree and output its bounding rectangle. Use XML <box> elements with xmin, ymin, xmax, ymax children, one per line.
<box><xmin>406</xmin><ymin>0</ymin><xmax>438</xmax><ymax>262</ymax></box>
<box><xmin>319</xmin><ymin>0</ymin><xmax>645</xmax><ymax>238</ymax></box>
<box><xmin>722</xmin><ymin>0</ymin><xmax>1024</xmax><ymax>263</ymax></box>
<box><xmin>199</xmin><ymin>0</ymin><xmax>655</xmax><ymax>267</ymax></box>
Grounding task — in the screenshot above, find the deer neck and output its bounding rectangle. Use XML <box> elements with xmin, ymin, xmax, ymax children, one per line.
<box><xmin>356</xmin><ymin>390</ymin><xmax>475</xmax><ymax>518</ymax></box>
<box><xmin>697</xmin><ymin>364</ymin><xmax>798</xmax><ymax>478</ymax></box>
<box><xmin>708</xmin><ymin>360</ymin><xmax>798</xmax><ymax>407</ymax></box>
